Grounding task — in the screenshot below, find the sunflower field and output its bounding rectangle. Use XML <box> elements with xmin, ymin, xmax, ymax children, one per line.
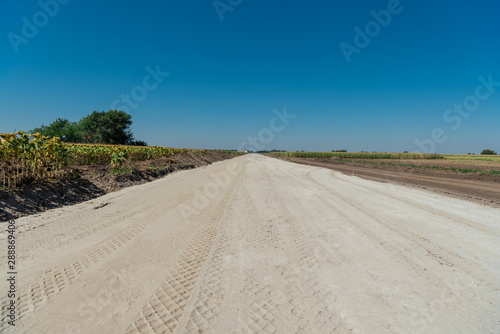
<box><xmin>0</xmin><ymin>131</ymin><xmax>222</xmax><ymax>190</ymax></box>
<box><xmin>0</xmin><ymin>132</ymin><xmax>69</xmax><ymax>189</ymax></box>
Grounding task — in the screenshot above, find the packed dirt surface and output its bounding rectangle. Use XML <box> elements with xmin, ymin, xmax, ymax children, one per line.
<box><xmin>1</xmin><ymin>154</ymin><xmax>499</xmax><ymax>333</ymax></box>
<box><xmin>270</xmin><ymin>155</ymin><xmax>500</xmax><ymax>208</ymax></box>
<box><xmin>0</xmin><ymin>151</ymin><xmax>239</xmax><ymax>221</ymax></box>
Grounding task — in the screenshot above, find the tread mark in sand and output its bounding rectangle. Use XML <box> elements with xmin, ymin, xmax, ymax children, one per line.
<box><xmin>126</xmin><ymin>174</ymin><xmax>238</xmax><ymax>334</ymax></box>
<box><xmin>291</xmin><ymin>169</ymin><xmax>487</xmax><ymax>312</ymax></box>
<box><xmin>180</xmin><ymin>231</ymin><xmax>232</xmax><ymax>333</ymax></box>
<box><xmin>28</xmin><ymin>195</ymin><xmax>173</xmax><ymax>253</ymax></box>
<box><xmin>305</xmin><ymin>170</ymin><xmax>481</xmax><ymax>278</ymax></box>
<box><xmin>0</xmin><ymin>196</ymin><xmax>186</xmax><ymax>328</ymax></box>
<box><xmin>327</xmin><ymin>169</ymin><xmax>496</xmax><ymax>234</ymax></box>
<box><xmin>262</xmin><ymin>166</ymin><xmax>352</xmax><ymax>333</ymax></box>
<box><xmin>231</xmin><ymin>186</ymin><xmax>283</xmax><ymax>333</ymax></box>
<box><xmin>126</xmin><ymin>213</ymin><xmax>221</xmax><ymax>333</ymax></box>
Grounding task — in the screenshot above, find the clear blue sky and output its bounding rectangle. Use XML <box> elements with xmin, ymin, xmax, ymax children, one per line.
<box><xmin>1</xmin><ymin>0</ymin><xmax>499</xmax><ymax>153</ymax></box>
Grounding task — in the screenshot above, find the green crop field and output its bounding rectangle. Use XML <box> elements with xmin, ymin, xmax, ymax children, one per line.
<box><xmin>270</xmin><ymin>151</ymin><xmax>444</xmax><ymax>159</ymax></box>
<box><xmin>443</xmin><ymin>154</ymin><xmax>500</xmax><ymax>162</ymax></box>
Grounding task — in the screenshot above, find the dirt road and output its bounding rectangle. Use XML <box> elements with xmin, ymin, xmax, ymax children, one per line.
<box><xmin>1</xmin><ymin>154</ymin><xmax>499</xmax><ymax>333</ymax></box>
<box><xmin>273</xmin><ymin>156</ymin><xmax>500</xmax><ymax>208</ymax></box>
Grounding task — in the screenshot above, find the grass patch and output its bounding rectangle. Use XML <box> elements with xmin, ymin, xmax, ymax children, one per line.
<box><xmin>354</xmin><ymin>160</ymin><xmax>376</xmax><ymax>164</ymax></box>
<box><xmin>110</xmin><ymin>167</ymin><xmax>134</xmax><ymax>174</ymax></box>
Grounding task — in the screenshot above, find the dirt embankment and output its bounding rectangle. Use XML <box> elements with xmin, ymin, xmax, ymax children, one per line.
<box><xmin>267</xmin><ymin>155</ymin><xmax>500</xmax><ymax>208</ymax></box>
<box><xmin>0</xmin><ymin>151</ymin><xmax>239</xmax><ymax>221</ymax></box>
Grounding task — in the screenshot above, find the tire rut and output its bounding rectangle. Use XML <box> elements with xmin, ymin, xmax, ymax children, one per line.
<box><xmin>0</xmin><ymin>193</ymin><xmax>191</xmax><ymax>330</ymax></box>
<box><xmin>125</xmin><ymin>170</ymin><xmax>240</xmax><ymax>334</ymax></box>
<box><xmin>304</xmin><ymin>169</ymin><xmax>482</xmax><ymax>278</ymax></box>
<box><xmin>327</xmin><ymin>170</ymin><xmax>499</xmax><ymax>234</ymax></box>
<box><xmin>260</xmin><ymin>165</ymin><xmax>352</xmax><ymax>333</ymax></box>
<box><xmin>285</xmin><ymin>167</ymin><xmax>494</xmax><ymax>318</ymax></box>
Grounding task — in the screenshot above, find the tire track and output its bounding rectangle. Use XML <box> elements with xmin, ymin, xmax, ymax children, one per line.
<box><xmin>27</xmin><ymin>200</ymin><xmax>160</xmax><ymax>252</ymax></box>
<box><xmin>176</xmin><ymin>160</ymin><xmax>290</xmax><ymax>333</ymax></box>
<box><xmin>236</xmin><ymin>186</ymin><xmax>286</xmax><ymax>333</ymax></box>
<box><xmin>13</xmin><ymin>167</ymin><xmax>208</xmax><ymax>253</ymax></box>
<box><xmin>125</xmin><ymin>169</ymin><xmax>240</xmax><ymax>333</ymax></box>
<box><xmin>260</xmin><ymin>165</ymin><xmax>352</xmax><ymax>334</ymax></box>
<box><xmin>303</xmin><ymin>169</ymin><xmax>481</xmax><ymax>276</ymax></box>
<box><xmin>290</xmin><ymin>167</ymin><xmax>460</xmax><ymax>277</ymax></box>
<box><xmin>274</xmin><ymin>161</ymin><xmax>474</xmax><ymax>278</ymax></box>
<box><xmin>327</xmin><ymin>170</ymin><xmax>499</xmax><ymax>234</ymax></box>
<box><xmin>236</xmin><ymin>158</ymin><xmax>303</xmax><ymax>333</ymax></box>
<box><xmin>0</xmin><ymin>193</ymin><xmax>191</xmax><ymax>330</ymax></box>
<box><xmin>177</xmin><ymin>174</ymin><xmax>245</xmax><ymax>333</ymax></box>
<box><xmin>271</xmin><ymin>165</ymin><xmax>492</xmax><ymax>321</ymax></box>
<box><xmin>179</xmin><ymin>227</ymin><xmax>233</xmax><ymax>333</ymax></box>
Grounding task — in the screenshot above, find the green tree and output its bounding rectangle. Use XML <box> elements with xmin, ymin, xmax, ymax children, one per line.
<box><xmin>30</xmin><ymin>118</ymin><xmax>81</xmax><ymax>142</ymax></box>
<box><xmin>481</xmin><ymin>149</ymin><xmax>497</xmax><ymax>155</ymax></box>
<box><xmin>29</xmin><ymin>110</ymin><xmax>147</xmax><ymax>145</ymax></box>
<box><xmin>79</xmin><ymin>110</ymin><xmax>133</xmax><ymax>145</ymax></box>
<box><xmin>128</xmin><ymin>139</ymin><xmax>148</xmax><ymax>146</ymax></box>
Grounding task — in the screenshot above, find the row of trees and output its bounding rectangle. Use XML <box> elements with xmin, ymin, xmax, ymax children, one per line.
<box><xmin>30</xmin><ymin>110</ymin><xmax>147</xmax><ymax>146</ymax></box>
<box><xmin>255</xmin><ymin>149</ymin><xmax>287</xmax><ymax>153</ymax></box>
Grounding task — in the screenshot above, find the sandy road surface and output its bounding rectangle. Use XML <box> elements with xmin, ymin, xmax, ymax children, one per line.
<box><xmin>1</xmin><ymin>154</ymin><xmax>499</xmax><ymax>333</ymax></box>
<box><xmin>275</xmin><ymin>156</ymin><xmax>500</xmax><ymax>208</ymax></box>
